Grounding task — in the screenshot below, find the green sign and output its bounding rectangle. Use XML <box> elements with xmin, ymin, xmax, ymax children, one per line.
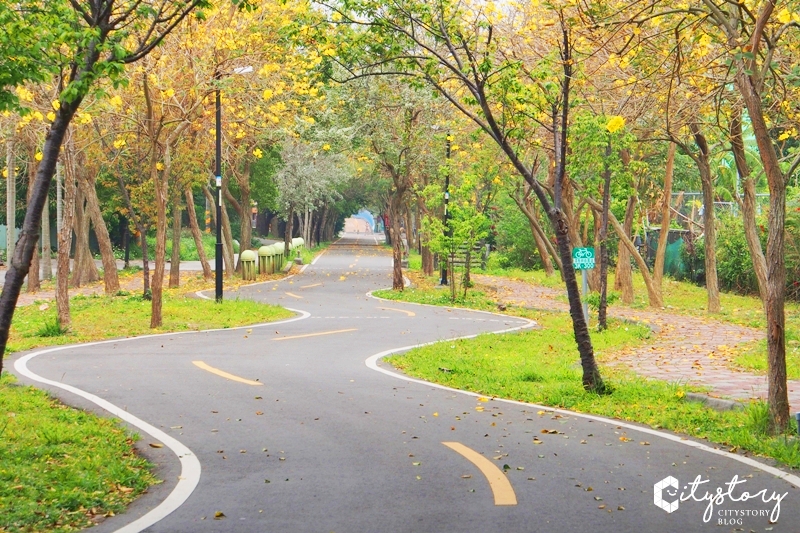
<box><xmin>572</xmin><ymin>247</ymin><xmax>595</xmax><ymax>270</ymax></box>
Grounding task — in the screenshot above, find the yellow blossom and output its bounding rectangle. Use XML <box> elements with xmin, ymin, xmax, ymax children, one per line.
<box><xmin>156</xmin><ymin>162</ymin><xmax>165</xmax><ymax>171</ymax></box>
<box><xmin>51</xmin><ymin>101</ymin><xmax>60</xmax><ymax>110</ymax></box>
<box><xmin>46</xmin><ymin>111</ymin><xmax>56</xmax><ymax>122</ymax></box>
<box><xmin>778</xmin><ymin>8</ymin><xmax>793</xmax><ymax>23</ymax></box>
<box><xmin>35</xmin><ymin>152</ymin><xmax>43</xmax><ymax>162</ymax></box>
<box><xmin>322</xmin><ymin>143</ymin><xmax>331</xmax><ymax>151</ymax></box>
<box><xmin>606</xmin><ymin>115</ymin><xmax>626</xmax><ymax>133</ymax></box>
<box><xmin>78</xmin><ymin>113</ymin><xmax>92</xmax><ymax>125</ymax></box>
<box><xmin>113</xmin><ymin>138</ymin><xmax>126</xmax><ymax>149</ymax></box>
<box><xmin>253</xmin><ymin>148</ymin><xmax>264</xmax><ymax>159</ymax></box>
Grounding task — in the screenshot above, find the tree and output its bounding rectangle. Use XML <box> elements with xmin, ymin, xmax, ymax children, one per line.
<box><xmin>0</xmin><ymin>0</ymin><xmax>213</xmax><ymax>373</ymax></box>
<box><xmin>330</xmin><ymin>1</ymin><xmax>607</xmax><ymax>392</ymax></box>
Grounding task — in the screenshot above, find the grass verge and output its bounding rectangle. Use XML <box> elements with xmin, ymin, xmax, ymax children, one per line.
<box><xmin>8</xmin><ymin>290</ymin><xmax>293</xmax><ymax>354</ymax></box>
<box><xmin>434</xmin><ymin>255</ymin><xmax>800</xmax><ymax>380</ymax></box>
<box><xmin>374</xmin><ymin>282</ymin><xmax>800</xmax><ymax>469</ymax></box>
<box><xmin>1</xmin><ymin>374</ymin><xmax>156</xmax><ymax>532</ymax></box>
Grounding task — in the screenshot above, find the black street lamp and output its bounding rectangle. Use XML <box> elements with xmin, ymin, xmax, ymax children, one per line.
<box><xmin>214</xmin><ymin>66</ymin><xmax>252</xmax><ymax>302</ymax></box>
<box><xmin>440</xmin><ymin>134</ymin><xmax>452</xmax><ymax>286</ymax></box>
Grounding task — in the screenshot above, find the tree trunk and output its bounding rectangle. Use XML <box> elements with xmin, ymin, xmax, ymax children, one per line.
<box><xmin>150</xmin><ymin>157</ymin><xmax>168</xmax><ymax>328</ymax></box>
<box><xmin>511</xmin><ymin>189</ymin><xmax>557</xmax><ymax>275</ymax></box>
<box><xmin>389</xmin><ymin>192</ymin><xmax>405</xmax><ymax>290</ymax></box>
<box><xmin>203</xmin><ymin>185</ymin><xmax>233</xmax><ymax>277</ymax></box>
<box><xmin>598</xmin><ymin>142</ymin><xmax>613</xmax><ymax>330</ymax></box>
<box><xmin>733</xmin><ymin>68</ymin><xmax>789</xmax><ymax>431</ymax></box>
<box><xmin>26</xmin><ymin>155</ymin><xmax>40</xmax><ymax>293</ymax></box>
<box><xmin>284</xmin><ymin>205</ymin><xmax>294</xmax><ymax>258</ymax></box>
<box><xmin>653</xmin><ymin>142</ymin><xmax>676</xmax><ymax>293</ymax></box>
<box><xmin>141</xmin><ymin>229</ymin><xmax>150</xmax><ymax>296</ymax></box>
<box><xmin>587</xmin><ymin>197</ymin><xmax>663</xmax><ymax>307</ymax></box>
<box><xmin>6</xmin><ymin>140</ymin><xmax>15</xmax><ymax>264</ymax></box>
<box><xmin>690</xmin><ymin>124</ymin><xmax>721</xmax><ymax>313</ymax></box>
<box><xmin>56</xmin><ymin>136</ymin><xmax>78</xmax><ymax>329</ymax></box>
<box><xmin>417</xmin><ymin>197</ymin><xmax>434</xmax><ymax>275</ymax></box>
<box><xmin>169</xmin><ymin>186</ymin><xmax>182</xmax><ymax>288</ymax></box>
<box><xmin>615</xmin><ymin>196</ymin><xmax>636</xmax><ymax>304</ymax></box>
<box><xmin>41</xmin><ymin>175</ymin><xmax>52</xmax><ymax>281</ymax></box>
<box><xmin>730</xmin><ymin>111</ymin><xmax>768</xmax><ymax>302</ymax></box>
<box><xmin>78</xmin><ymin>169</ymin><xmax>119</xmax><ymax>294</ymax></box>
<box><xmin>71</xmin><ymin>189</ymin><xmax>99</xmax><ymax>287</ymax></box>
<box><xmin>185</xmin><ymin>188</ymin><xmax>212</xmax><ymax>280</ymax></box>
<box><xmin>0</xmin><ymin>97</ymin><xmax>82</xmax><ymax>367</ymax></box>
<box><xmin>220</xmin><ymin>195</ymin><xmax>235</xmax><ymax>277</ymax></box>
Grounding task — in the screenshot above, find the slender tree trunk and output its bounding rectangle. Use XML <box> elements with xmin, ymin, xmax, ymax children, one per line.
<box><xmin>150</xmin><ymin>164</ymin><xmax>167</xmax><ymax>328</ymax></box>
<box><xmin>169</xmin><ymin>186</ymin><xmax>182</xmax><ymax>288</ymax></box>
<box><xmin>598</xmin><ymin>142</ymin><xmax>613</xmax><ymax>330</ymax></box>
<box><xmin>56</xmin><ymin>137</ymin><xmax>78</xmax><ymax>329</ymax></box>
<box><xmin>733</xmin><ymin>68</ymin><xmax>789</xmax><ymax>431</ymax></box>
<box><xmin>203</xmin><ymin>185</ymin><xmax>232</xmax><ymax>277</ymax></box>
<box><xmin>26</xmin><ymin>155</ymin><xmax>40</xmax><ymax>293</ymax></box>
<box><xmin>587</xmin><ymin>197</ymin><xmax>663</xmax><ymax>307</ymax></box>
<box><xmin>78</xmin><ymin>170</ymin><xmax>119</xmax><ymax>294</ymax></box>
<box><xmin>185</xmin><ymin>188</ymin><xmax>212</xmax><ymax>280</ymax></box>
<box><xmin>511</xmin><ymin>190</ymin><xmax>556</xmax><ymax>275</ymax></box>
<box><xmin>389</xmin><ymin>192</ymin><xmax>405</xmax><ymax>290</ymax></box>
<box><xmin>6</xmin><ymin>140</ymin><xmax>15</xmax><ymax>264</ymax></box>
<box><xmin>140</xmin><ymin>228</ymin><xmax>150</xmax><ymax>295</ymax></box>
<box><xmin>41</xmin><ymin>177</ymin><xmax>52</xmax><ymax>281</ymax></box>
<box><xmin>284</xmin><ymin>206</ymin><xmax>294</xmax><ymax>258</ymax></box>
<box><xmin>0</xmin><ymin>96</ymin><xmax>82</xmax><ymax>366</ymax></box>
<box><xmin>417</xmin><ymin>197</ymin><xmax>434</xmax><ymax>275</ymax></box>
<box><xmin>220</xmin><ymin>196</ymin><xmax>235</xmax><ymax>277</ymax></box>
<box><xmin>653</xmin><ymin>142</ymin><xmax>676</xmax><ymax>293</ymax></box>
<box><xmin>71</xmin><ymin>190</ymin><xmax>98</xmax><ymax>287</ymax></box>
<box><xmin>690</xmin><ymin>124</ymin><xmax>721</xmax><ymax>313</ymax></box>
<box><xmin>731</xmin><ymin>111</ymin><xmax>768</xmax><ymax>302</ymax></box>
<box><xmin>615</xmin><ymin>196</ymin><xmax>636</xmax><ymax>304</ymax></box>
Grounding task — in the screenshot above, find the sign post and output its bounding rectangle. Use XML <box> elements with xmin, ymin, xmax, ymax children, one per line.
<box><xmin>571</xmin><ymin>247</ymin><xmax>596</xmax><ymax>325</ymax></box>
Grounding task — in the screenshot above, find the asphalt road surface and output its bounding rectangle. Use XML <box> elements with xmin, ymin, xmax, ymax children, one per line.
<box><xmin>12</xmin><ymin>233</ymin><xmax>800</xmax><ymax>533</ymax></box>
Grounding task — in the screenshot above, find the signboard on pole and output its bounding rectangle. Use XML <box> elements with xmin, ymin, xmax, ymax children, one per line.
<box><xmin>572</xmin><ymin>247</ymin><xmax>596</xmax><ymax>270</ymax></box>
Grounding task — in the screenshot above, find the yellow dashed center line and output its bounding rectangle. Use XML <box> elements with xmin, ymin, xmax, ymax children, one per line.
<box><xmin>300</xmin><ymin>283</ymin><xmax>322</xmax><ymax>289</ymax></box>
<box><xmin>272</xmin><ymin>328</ymin><xmax>357</xmax><ymax>341</ymax></box>
<box><xmin>192</xmin><ymin>361</ymin><xmax>263</xmax><ymax>386</ymax></box>
<box><xmin>378</xmin><ymin>307</ymin><xmax>416</xmax><ymax>317</ymax></box>
<box><xmin>442</xmin><ymin>442</ymin><xmax>518</xmax><ymax>506</ymax></box>
<box><xmin>285</xmin><ymin>292</ymin><xmax>303</xmax><ymax>299</ymax></box>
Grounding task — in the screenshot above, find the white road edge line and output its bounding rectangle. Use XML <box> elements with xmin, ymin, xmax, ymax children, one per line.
<box><xmin>13</xmin><ymin>311</ymin><xmax>311</xmax><ymax>533</ymax></box>
<box><xmin>365</xmin><ymin>291</ymin><xmax>800</xmax><ymax>489</ymax></box>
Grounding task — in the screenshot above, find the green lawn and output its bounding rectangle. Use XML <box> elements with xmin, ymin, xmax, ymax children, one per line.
<box><xmin>375</xmin><ymin>281</ymin><xmax>800</xmax><ymax>468</ymax></box>
<box><xmin>1</xmin><ymin>374</ymin><xmax>156</xmax><ymax>532</ymax></box>
<box><xmin>437</xmin><ymin>256</ymin><xmax>800</xmax><ymax>380</ymax></box>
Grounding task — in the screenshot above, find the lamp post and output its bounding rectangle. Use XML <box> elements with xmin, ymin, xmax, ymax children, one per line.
<box><xmin>440</xmin><ymin>134</ymin><xmax>452</xmax><ymax>286</ymax></box>
<box><xmin>214</xmin><ymin>66</ymin><xmax>252</xmax><ymax>303</ymax></box>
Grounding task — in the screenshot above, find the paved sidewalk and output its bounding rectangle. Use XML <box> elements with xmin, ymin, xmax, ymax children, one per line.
<box><xmin>474</xmin><ymin>274</ymin><xmax>800</xmax><ymax>411</ymax></box>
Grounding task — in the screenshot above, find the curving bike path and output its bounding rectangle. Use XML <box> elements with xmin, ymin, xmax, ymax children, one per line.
<box><xmin>10</xmin><ymin>233</ymin><xmax>800</xmax><ymax>533</ymax></box>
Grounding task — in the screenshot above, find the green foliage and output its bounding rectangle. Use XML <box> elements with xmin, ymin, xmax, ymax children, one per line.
<box><xmin>715</xmin><ymin>214</ymin><xmax>762</xmax><ymax>294</ymax></box>
<box><xmin>491</xmin><ymin>195</ymin><xmax>543</xmax><ymax>270</ymax></box>
<box><xmin>32</xmin><ymin>318</ymin><xmax>68</xmax><ymax>338</ymax></box>
<box><xmin>0</xmin><ymin>374</ymin><xmax>156</xmax><ymax>532</ymax></box>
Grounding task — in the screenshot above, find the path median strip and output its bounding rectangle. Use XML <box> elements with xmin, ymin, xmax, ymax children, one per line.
<box><xmin>272</xmin><ymin>328</ymin><xmax>358</xmax><ymax>341</ymax></box>
<box><xmin>192</xmin><ymin>361</ymin><xmax>263</xmax><ymax>386</ymax></box>
<box><xmin>442</xmin><ymin>441</ymin><xmax>517</xmax><ymax>506</ymax></box>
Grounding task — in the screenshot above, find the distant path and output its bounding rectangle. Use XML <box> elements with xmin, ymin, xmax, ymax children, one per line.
<box><xmin>475</xmin><ymin>274</ymin><xmax>800</xmax><ymax>410</ymax></box>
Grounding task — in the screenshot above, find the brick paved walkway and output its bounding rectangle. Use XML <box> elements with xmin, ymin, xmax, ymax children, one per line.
<box><xmin>474</xmin><ymin>274</ymin><xmax>800</xmax><ymax>411</ymax></box>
